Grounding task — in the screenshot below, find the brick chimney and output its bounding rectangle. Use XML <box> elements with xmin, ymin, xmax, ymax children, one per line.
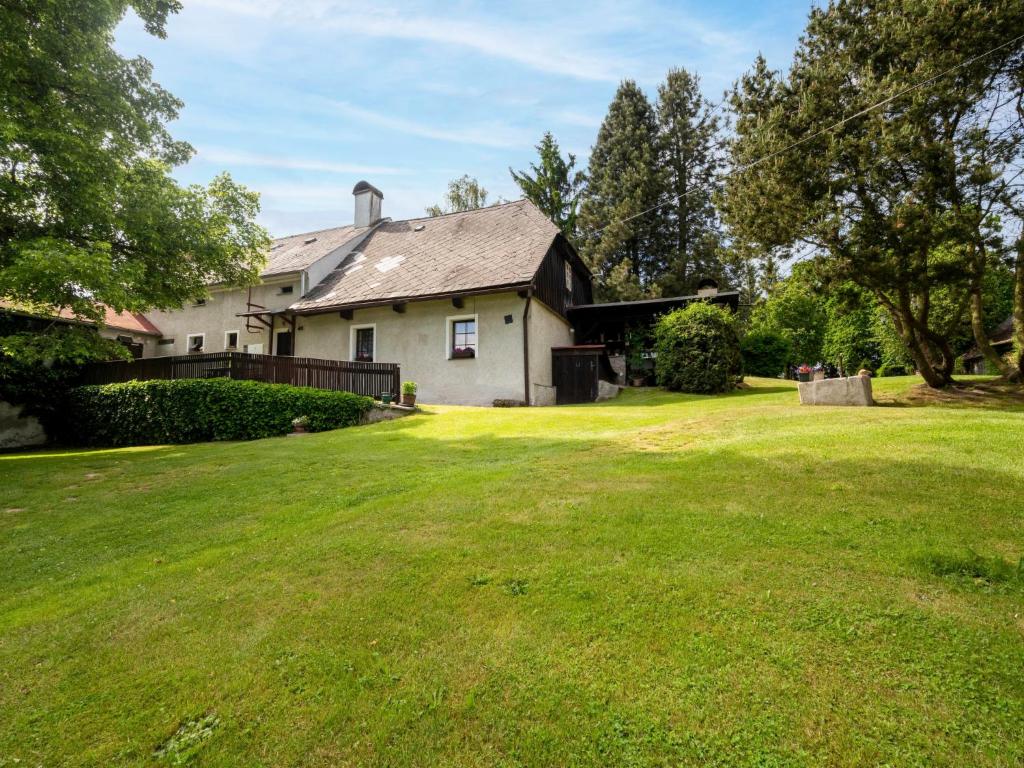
<box><xmin>696</xmin><ymin>278</ymin><xmax>719</xmax><ymax>297</ymax></box>
<box><xmin>353</xmin><ymin>180</ymin><xmax>383</xmax><ymax>228</ymax></box>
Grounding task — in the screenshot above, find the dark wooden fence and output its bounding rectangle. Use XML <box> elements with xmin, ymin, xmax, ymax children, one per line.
<box><xmin>79</xmin><ymin>352</ymin><xmax>401</xmax><ymax>399</ymax></box>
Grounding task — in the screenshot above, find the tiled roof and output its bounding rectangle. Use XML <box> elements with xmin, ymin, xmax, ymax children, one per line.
<box><xmin>291</xmin><ymin>200</ymin><xmax>560</xmax><ymax>312</ymax></box>
<box><xmin>0</xmin><ymin>300</ymin><xmax>162</xmax><ymax>336</ymax></box>
<box><xmin>988</xmin><ymin>315</ymin><xmax>1015</xmax><ymax>345</ymax></box>
<box><xmin>962</xmin><ymin>315</ymin><xmax>1015</xmax><ymax>360</ymax></box>
<box><xmin>263</xmin><ymin>224</ymin><xmax>366</xmax><ymax>277</ymax></box>
<box><xmin>100</xmin><ymin>306</ymin><xmax>162</xmax><ymax>336</ymax></box>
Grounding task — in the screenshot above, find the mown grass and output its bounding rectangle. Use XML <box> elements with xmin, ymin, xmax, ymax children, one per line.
<box><xmin>1</xmin><ymin>376</ymin><xmax>1022</xmax><ymax>767</ymax></box>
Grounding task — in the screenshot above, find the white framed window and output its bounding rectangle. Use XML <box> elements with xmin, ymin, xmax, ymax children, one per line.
<box><xmin>350</xmin><ymin>324</ymin><xmax>376</xmax><ymax>362</ymax></box>
<box><xmin>446</xmin><ymin>313</ymin><xmax>478</xmax><ymax>359</ymax></box>
<box><xmin>565</xmin><ymin>259</ymin><xmax>573</xmax><ymax>290</ymax></box>
<box><xmin>224</xmin><ymin>330</ymin><xmax>239</xmax><ymax>350</ymax></box>
<box><xmin>186</xmin><ymin>333</ymin><xmax>205</xmax><ymax>354</ymax></box>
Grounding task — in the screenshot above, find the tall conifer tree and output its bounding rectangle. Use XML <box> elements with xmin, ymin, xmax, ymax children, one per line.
<box><xmin>655</xmin><ymin>68</ymin><xmax>724</xmax><ymax>295</ymax></box>
<box><xmin>578</xmin><ymin>81</ymin><xmax>661</xmax><ymax>300</ymax></box>
<box><xmin>510</xmin><ymin>133</ymin><xmax>583</xmax><ymax>243</ymax></box>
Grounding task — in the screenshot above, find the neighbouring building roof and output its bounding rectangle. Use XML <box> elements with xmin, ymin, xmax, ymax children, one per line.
<box><xmin>263</xmin><ymin>224</ymin><xmax>366</xmax><ymax>278</ymax></box>
<box><xmin>0</xmin><ymin>300</ymin><xmax>162</xmax><ymax>336</ymax></box>
<box><xmin>963</xmin><ymin>315</ymin><xmax>1016</xmax><ymax>361</ymax></box>
<box><xmin>290</xmin><ymin>200</ymin><xmax>561</xmax><ymax>313</ymax></box>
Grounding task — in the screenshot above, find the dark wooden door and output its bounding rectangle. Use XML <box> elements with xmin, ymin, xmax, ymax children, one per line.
<box><xmin>276</xmin><ymin>331</ymin><xmax>293</xmax><ymax>357</ymax></box>
<box><xmin>553</xmin><ymin>350</ymin><xmax>599</xmax><ymax>404</ymax></box>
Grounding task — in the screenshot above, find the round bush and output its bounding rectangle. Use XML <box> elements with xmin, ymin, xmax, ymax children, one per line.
<box><xmin>741</xmin><ymin>329</ymin><xmax>792</xmax><ymax>378</ymax></box>
<box><xmin>654</xmin><ymin>303</ymin><xmax>741</xmax><ymax>394</ymax></box>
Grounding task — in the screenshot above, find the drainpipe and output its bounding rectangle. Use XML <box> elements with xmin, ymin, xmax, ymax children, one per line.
<box><xmin>522</xmin><ymin>289</ymin><xmax>532</xmax><ymax>405</ymax></box>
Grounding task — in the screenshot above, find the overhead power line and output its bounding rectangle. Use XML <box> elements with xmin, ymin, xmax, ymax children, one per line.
<box><xmin>586</xmin><ymin>30</ymin><xmax>1024</xmax><ymax>239</ymax></box>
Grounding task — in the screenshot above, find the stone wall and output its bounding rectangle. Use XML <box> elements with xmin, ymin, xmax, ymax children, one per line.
<box><xmin>0</xmin><ymin>400</ymin><xmax>47</xmax><ymax>450</ymax></box>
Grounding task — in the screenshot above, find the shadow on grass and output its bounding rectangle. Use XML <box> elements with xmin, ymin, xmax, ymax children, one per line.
<box><xmin>873</xmin><ymin>379</ymin><xmax>1024</xmax><ymax>413</ymax></box>
<box><xmin>593</xmin><ymin>383</ymin><xmax>796</xmax><ymax>408</ymax></box>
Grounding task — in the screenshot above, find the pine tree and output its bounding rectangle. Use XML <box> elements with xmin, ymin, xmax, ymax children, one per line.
<box><xmin>578</xmin><ymin>81</ymin><xmax>661</xmax><ymax>301</ymax></box>
<box><xmin>509</xmin><ymin>133</ymin><xmax>583</xmax><ymax>242</ymax></box>
<box><xmin>655</xmin><ymin>68</ymin><xmax>724</xmax><ymax>296</ymax></box>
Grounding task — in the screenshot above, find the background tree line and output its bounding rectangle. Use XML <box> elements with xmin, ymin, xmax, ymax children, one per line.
<box><xmin>500</xmin><ymin>0</ymin><xmax>1024</xmax><ymax>386</ymax></box>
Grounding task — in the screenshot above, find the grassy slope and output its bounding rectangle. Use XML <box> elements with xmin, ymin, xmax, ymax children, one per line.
<box><xmin>1</xmin><ymin>376</ymin><xmax>1022</xmax><ymax>767</ymax></box>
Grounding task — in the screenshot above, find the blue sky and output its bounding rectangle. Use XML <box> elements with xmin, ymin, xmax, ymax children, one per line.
<box><xmin>115</xmin><ymin>0</ymin><xmax>816</xmax><ymax>237</ymax></box>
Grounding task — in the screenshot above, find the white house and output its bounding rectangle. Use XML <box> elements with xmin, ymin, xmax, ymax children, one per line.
<box><xmin>147</xmin><ymin>182</ymin><xmax>594</xmax><ymax>406</ymax></box>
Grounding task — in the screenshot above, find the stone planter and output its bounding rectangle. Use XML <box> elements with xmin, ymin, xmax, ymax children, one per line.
<box><xmin>401</xmin><ymin>394</ymin><xmax>416</xmax><ymax>407</ymax></box>
<box><xmin>797</xmin><ymin>375</ymin><xmax>873</xmax><ymax>406</ymax></box>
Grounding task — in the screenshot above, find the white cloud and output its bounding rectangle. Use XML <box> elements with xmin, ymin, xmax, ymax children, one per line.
<box><xmin>189</xmin><ymin>0</ymin><xmax>638</xmax><ymax>82</ymax></box>
<box><xmin>321</xmin><ymin>100</ymin><xmax>533</xmax><ymax>149</ymax></box>
<box><xmin>194</xmin><ymin>147</ymin><xmax>406</xmax><ymax>176</ymax></box>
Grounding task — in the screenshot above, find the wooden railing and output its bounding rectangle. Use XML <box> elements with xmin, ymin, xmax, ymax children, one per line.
<box><xmin>79</xmin><ymin>352</ymin><xmax>401</xmax><ymax>399</ymax></box>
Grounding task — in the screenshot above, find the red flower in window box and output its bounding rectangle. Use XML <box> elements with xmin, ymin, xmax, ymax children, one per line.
<box><xmin>452</xmin><ymin>347</ymin><xmax>475</xmax><ymax>359</ymax></box>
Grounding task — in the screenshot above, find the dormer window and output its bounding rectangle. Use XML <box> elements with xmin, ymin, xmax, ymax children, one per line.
<box><xmin>279</xmin><ymin>285</ymin><xmax>294</xmax><ymax>295</ymax></box>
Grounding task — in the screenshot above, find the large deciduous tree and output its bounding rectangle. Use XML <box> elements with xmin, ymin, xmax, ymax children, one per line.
<box><xmin>0</xmin><ymin>0</ymin><xmax>270</xmax><ymax>360</ymax></box>
<box><xmin>655</xmin><ymin>68</ymin><xmax>726</xmax><ymax>296</ymax></box>
<box><xmin>510</xmin><ymin>132</ymin><xmax>583</xmax><ymax>243</ymax></box>
<box><xmin>578</xmin><ymin>80</ymin><xmax>661</xmax><ymax>301</ymax></box>
<box><xmin>723</xmin><ymin>1</ymin><xmax>1024</xmax><ymax>387</ymax></box>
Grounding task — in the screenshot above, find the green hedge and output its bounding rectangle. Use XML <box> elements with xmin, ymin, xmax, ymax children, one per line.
<box><xmin>741</xmin><ymin>329</ymin><xmax>793</xmax><ymax>378</ymax></box>
<box><xmin>65</xmin><ymin>378</ymin><xmax>373</xmax><ymax>446</ymax></box>
<box><xmin>875</xmin><ymin>363</ymin><xmax>908</xmax><ymax>377</ymax></box>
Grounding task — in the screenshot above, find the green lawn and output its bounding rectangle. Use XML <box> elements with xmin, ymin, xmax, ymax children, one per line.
<box><xmin>2</xmin><ymin>376</ymin><xmax>1022</xmax><ymax>767</ymax></box>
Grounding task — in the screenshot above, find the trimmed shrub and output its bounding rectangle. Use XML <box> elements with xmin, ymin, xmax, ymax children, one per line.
<box><xmin>741</xmin><ymin>329</ymin><xmax>792</xmax><ymax>378</ymax></box>
<box><xmin>875</xmin><ymin>363</ymin><xmax>908</xmax><ymax>377</ymax></box>
<box><xmin>64</xmin><ymin>378</ymin><xmax>373</xmax><ymax>446</ymax></box>
<box><xmin>654</xmin><ymin>303</ymin><xmax>741</xmax><ymax>394</ymax></box>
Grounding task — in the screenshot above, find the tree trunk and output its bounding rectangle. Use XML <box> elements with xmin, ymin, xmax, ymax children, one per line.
<box><xmin>889</xmin><ymin>304</ymin><xmax>950</xmax><ymax>388</ymax></box>
<box><xmin>888</xmin><ymin>292</ymin><xmax>953</xmax><ymax>388</ymax></box>
<box><xmin>969</xmin><ymin>285</ymin><xmax>1015</xmax><ymax>377</ymax></box>
<box><xmin>1012</xmin><ymin>240</ymin><xmax>1024</xmax><ymax>382</ymax></box>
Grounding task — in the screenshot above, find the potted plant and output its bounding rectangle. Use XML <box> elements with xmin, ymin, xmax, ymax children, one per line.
<box><xmin>451</xmin><ymin>346</ymin><xmax>475</xmax><ymax>359</ymax></box>
<box><xmin>797</xmin><ymin>364</ymin><xmax>813</xmax><ymax>382</ymax></box>
<box><xmin>380</xmin><ymin>392</ymin><xmax>393</xmax><ymax>405</ymax></box>
<box><xmin>291</xmin><ymin>415</ymin><xmax>310</xmax><ymax>434</ymax></box>
<box><xmin>401</xmin><ymin>381</ymin><xmax>418</xmax><ymax>407</ymax></box>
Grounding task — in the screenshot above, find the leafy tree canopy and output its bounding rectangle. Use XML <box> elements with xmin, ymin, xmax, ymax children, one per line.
<box><xmin>0</xmin><ymin>0</ymin><xmax>270</xmax><ymax>359</ymax></box>
<box><xmin>749</xmin><ymin>263</ymin><xmax>828</xmax><ymax>366</ymax></box>
<box><xmin>425</xmin><ymin>175</ymin><xmax>489</xmax><ymax>217</ymax></box>
<box><xmin>723</xmin><ymin>0</ymin><xmax>1024</xmax><ymax>386</ymax></box>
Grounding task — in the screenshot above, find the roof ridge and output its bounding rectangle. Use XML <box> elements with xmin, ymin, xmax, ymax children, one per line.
<box><xmin>390</xmin><ymin>197</ymin><xmax>530</xmax><ymax>226</ymax></box>
<box><xmin>273</xmin><ymin>199</ymin><xmax>539</xmax><ymax>241</ymax></box>
<box><xmin>273</xmin><ymin>223</ymin><xmax>358</xmax><ymax>243</ymax></box>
